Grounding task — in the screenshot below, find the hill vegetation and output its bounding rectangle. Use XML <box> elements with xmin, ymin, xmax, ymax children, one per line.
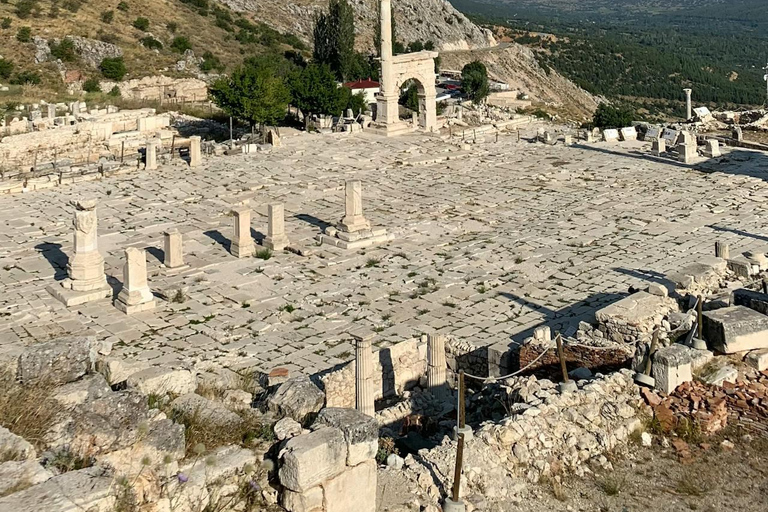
<box><xmin>451</xmin><ymin>0</ymin><xmax>768</xmax><ymax>119</ymax></box>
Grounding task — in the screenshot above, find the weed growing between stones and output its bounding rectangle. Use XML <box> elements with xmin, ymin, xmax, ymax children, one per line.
<box><xmin>173</xmin><ymin>408</ymin><xmax>275</xmax><ymax>458</ymax></box>
<box><xmin>376</xmin><ymin>436</ymin><xmax>399</xmax><ymax>464</ymax></box>
<box><xmin>597</xmin><ymin>474</ymin><xmax>626</xmax><ymax>496</ymax></box>
<box><xmin>0</xmin><ymin>372</ymin><xmax>62</xmax><ymax>451</ymax></box>
<box><xmin>255</xmin><ymin>249</ymin><xmax>272</xmax><ymax>260</ymax></box>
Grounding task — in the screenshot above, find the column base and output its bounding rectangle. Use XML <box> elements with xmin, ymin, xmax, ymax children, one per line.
<box><xmin>443</xmin><ymin>499</ymin><xmax>466</xmax><ymax>512</ymax></box>
<box><xmin>115</xmin><ymin>298</ymin><xmax>157</xmax><ymax>315</ymax></box>
<box><xmin>263</xmin><ymin>236</ymin><xmax>289</xmax><ymax>251</ymax></box>
<box><xmin>47</xmin><ymin>283</ymin><xmax>112</xmax><ymax>307</ymax></box>
<box><xmin>317</xmin><ymin>227</ymin><xmax>392</xmax><ymax>250</ymax></box>
<box><xmin>366</xmin><ymin>121</ymin><xmax>416</xmax><ymax>137</ymax></box>
<box><xmin>231</xmin><ymin>242</ymin><xmax>255</xmax><ymax>259</ymax></box>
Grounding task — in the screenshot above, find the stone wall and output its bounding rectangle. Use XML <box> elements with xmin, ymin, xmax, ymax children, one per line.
<box><xmin>519</xmin><ymin>340</ymin><xmax>633</xmax><ymax>376</ymax></box>
<box><xmin>100</xmin><ymin>76</ymin><xmax>209</xmax><ymax>104</ymax></box>
<box><xmin>400</xmin><ymin>371</ymin><xmax>643</xmax><ymax>505</ymax></box>
<box><xmin>320</xmin><ymin>338</ymin><xmax>426</xmax><ymax>409</ymax></box>
<box><xmin>279</xmin><ymin>408</ymin><xmax>377</xmax><ymax>512</ymax></box>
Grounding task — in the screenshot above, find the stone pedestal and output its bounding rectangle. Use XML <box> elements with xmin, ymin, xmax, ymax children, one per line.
<box><xmin>264</xmin><ymin>203</ymin><xmax>290</xmax><ymax>251</ymax></box>
<box><xmin>164</xmin><ymin>230</ymin><xmax>187</xmax><ymax>271</ymax></box>
<box><xmin>317</xmin><ymin>180</ymin><xmax>392</xmax><ymax>250</ymax></box>
<box><xmin>354</xmin><ymin>333</ymin><xmax>375</xmax><ymax>417</ymax></box>
<box><xmin>703</xmin><ymin>139</ymin><xmax>721</xmax><ymax>158</ymax></box>
<box><xmin>189</xmin><ymin>136</ymin><xmax>202</xmax><ymax>167</ymax></box>
<box><xmin>427</xmin><ymin>334</ymin><xmax>448</xmax><ymax>401</ymax></box>
<box><xmin>652</xmin><ymin>138</ymin><xmax>666</xmax><ymax>156</ymax></box>
<box><xmin>145</xmin><ymin>140</ymin><xmax>158</xmax><ymax>170</ymax></box>
<box><xmin>115</xmin><ymin>248</ymin><xmax>156</xmax><ymax>314</ymax></box>
<box><xmin>47</xmin><ymin>199</ymin><xmax>111</xmax><ymax>306</ymax></box>
<box><xmin>231</xmin><ymin>207</ymin><xmax>254</xmax><ymax>258</ymax></box>
<box><xmin>47</xmin><ymin>104</ymin><xmax>56</xmax><ymax>120</ymax></box>
<box><xmin>677</xmin><ymin>142</ymin><xmax>696</xmax><ymax>164</ymax></box>
<box><xmin>733</xmin><ymin>127</ymin><xmax>743</xmax><ymax>142</ymax></box>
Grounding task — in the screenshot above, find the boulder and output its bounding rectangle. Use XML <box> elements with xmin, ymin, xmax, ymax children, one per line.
<box><xmin>17</xmin><ymin>336</ymin><xmax>96</xmax><ymax>385</ymax></box>
<box><xmin>0</xmin><ymin>426</ymin><xmax>36</xmax><ymax>461</ymax></box>
<box><xmin>46</xmin><ymin>391</ymin><xmax>156</xmax><ymax>456</ymax></box>
<box><xmin>52</xmin><ymin>374</ymin><xmax>112</xmax><ymax>408</ymax></box>
<box><xmin>702</xmin><ymin>306</ymin><xmax>768</xmax><ymax>353</ymax></box>
<box><xmin>126</xmin><ymin>367</ymin><xmax>197</xmax><ymax>396</ymax></box>
<box><xmin>0</xmin><ymin>467</ymin><xmax>115</xmax><ymax>511</ymax></box>
<box><xmin>266</xmin><ymin>376</ymin><xmax>324</xmax><ymax>423</ymax></box>
<box><xmin>314</xmin><ymin>408</ymin><xmax>378</xmax><ymax>466</ymax></box>
<box><xmin>279</xmin><ymin>427</ymin><xmax>347</xmax><ymax>492</ymax></box>
<box><xmin>0</xmin><ymin>459</ymin><xmax>53</xmax><ymax>496</ymax></box>
<box><xmin>274</xmin><ymin>418</ymin><xmax>303</xmax><ymax>441</ymax></box>
<box><xmin>171</xmin><ymin>393</ymin><xmax>243</xmax><ymax>429</ymax></box>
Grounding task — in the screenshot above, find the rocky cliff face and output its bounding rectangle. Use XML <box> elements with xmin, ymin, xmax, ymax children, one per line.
<box><xmin>215</xmin><ymin>0</ymin><xmax>495</xmax><ymax>52</ymax></box>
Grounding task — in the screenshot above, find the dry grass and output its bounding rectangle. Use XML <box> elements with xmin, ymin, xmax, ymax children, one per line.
<box><xmin>173</xmin><ymin>408</ymin><xmax>274</xmax><ymax>459</ymax></box>
<box><xmin>676</xmin><ymin>472</ymin><xmax>706</xmax><ymax>497</ymax></box>
<box><xmin>0</xmin><ymin>372</ymin><xmax>63</xmax><ymax>451</ymax></box>
<box><xmin>597</xmin><ymin>474</ymin><xmax>626</xmax><ymax>496</ymax></box>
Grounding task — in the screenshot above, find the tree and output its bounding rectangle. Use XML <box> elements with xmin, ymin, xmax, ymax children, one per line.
<box><xmin>50</xmin><ymin>38</ymin><xmax>78</xmax><ymax>62</ymax></box>
<box><xmin>591</xmin><ymin>103</ymin><xmax>635</xmax><ymax>129</ymax></box>
<box><xmin>209</xmin><ymin>59</ymin><xmax>291</xmax><ymax>130</ymax></box>
<box><xmin>340</xmin><ymin>88</ymin><xmax>368</xmax><ymax>115</ymax></box>
<box><xmin>313</xmin><ymin>0</ymin><xmax>355</xmax><ymax>81</ymax></box>
<box><xmin>99</xmin><ymin>57</ymin><xmax>127</xmax><ymax>80</ymax></box>
<box><xmin>170</xmin><ymin>36</ymin><xmax>192</xmax><ymax>53</ymax></box>
<box><xmin>288</xmin><ymin>63</ymin><xmax>346</xmax><ymax>118</ymax></box>
<box><xmin>399</xmin><ymin>82</ymin><xmax>420</xmax><ymax>113</ymax></box>
<box><xmin>0</xmin><ymin>58</ymin><xmax>14</xmax><ymax>80</ymax></box>
<box><xmin>462</xmin><ymin>61</ymin><xmax>490</xmax><ymax>103</ymax></box>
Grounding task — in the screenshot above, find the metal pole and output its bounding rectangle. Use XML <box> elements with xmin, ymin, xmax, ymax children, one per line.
<box><xmin>697</xmin><ymin>295</ymin><xmax>703</xmax><ymax>340</ymax></box>
<box><xmin>120</xmin><ymin>141</ymin><xmax>125</xmax><ymax>164</ymax></box>
<box><xmin>451</xmin><ymin>371</ymin><xmax>466</xmax><ymax>502</ymax></box>
<box><xmin>229</xmin><ymin>116</ymin><xmax>233</xmax><ymax>149</ymax></box>
<box><xmin>170</xmin><ymin>135</ymin><xmax>176</xmax><ymax>159</ymax></box>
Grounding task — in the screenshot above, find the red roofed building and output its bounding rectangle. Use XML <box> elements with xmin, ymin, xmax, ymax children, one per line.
<box><xmin>343</xmin><ymin>78</ymin><xmax>380</xmax><ymax>105</ymax></box>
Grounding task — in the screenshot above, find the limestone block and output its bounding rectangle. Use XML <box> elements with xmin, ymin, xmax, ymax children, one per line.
<box><xmin>0</xmin><ymin>467</ymin><xmax>116</xmax><ymax>511</ymax></box>
<box><xmin>651</xmin><ymin>138</ymin><xmax>666</xmax><ymax>156</ymax></box>
<box><xmin>732</xmin><ymin>288</ymin><xmax>768</xmax><ymax>315</ymax></box>
<box><xmin>602</xmin><ymin>129</ymin><xmax>619</xmax><ymax>142</ymax></box>
<box><xmin>279</xmin><ymin>427</ymin><xmax>347</xmax><ymax>492</ymax></box>
<box><xmin>746</xmin><ymin>349</ymin><xmax>768</xmax><ymax>371</ymax></box>
<box><xmin>52</xmin><ymin>374</ymin><xmax>112</xmax><ymax>407</ymax></box>
<box><xmin>323</xmin><ymin>460</ymin><xmax>376</xmax><ymax>512</ymax></box>
<box><xmin>282</xmin><ymin>486</ymin><xmax>324</xmax><ymax>512</ymax></box>
<box><xmin>697</xmin><ymin>365</ymin><xmax>738</xmax><ymax>387</ymax></box>
<box><xmin>0</xmin><ymin>459</ymin><xmax>52</xmax><ymax>496</ymax></box>
<box><xmin>17</xmin><ymin>336</ymin><xmax>95</xmax><ymax>385</ymax></box>
<box><xmin>702</xmin><ymin>306</ymin><xmax>768</xmax><ymax>354</ymax></box>
<box><xmin>652</xmin><ymin>344</ymin><xmax>693</xmax><ymax>394</ymax></box>
<box><xmin>171</xmin><ymin>393</ymin><xmax>243</xmax><ymax>429</ymax></box>
<box><xmin>126</xmin><ymin>367</ymin><xmax>197</xmax><ymax>396</ymax></box>
<box><xmin>0</xmin><ymin>426</ymin><xmax>36</xmax><ymax>461</ymax></box>
<box><xmin>266</xmin><ymin>376</ymin><xmax>325</xmax><ymax>423</ymax></box>
<box><xmin>315</xmin><ymin>408</ymin><xmax>378</xmax><ymax>466</ymax></box>
<box><xmin>619</xmin><ymin>127</ymin><xmax>637</xmax><ymax>141</ymax></box>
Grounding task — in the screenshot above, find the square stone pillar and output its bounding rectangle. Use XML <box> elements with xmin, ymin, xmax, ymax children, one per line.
<box><xmin>164</xmin><ymin>229</ymin><xmax>185</xmax><ymax>269</ymax></box>
<box><xmin>703</xmin><ymin>139</ymin><xmax>721</xmax><ymax>158</ymax></box>
<box><xmin>652</xmin><ymin>138</ymin><xmax>666</xmax><ymax>156</ymax></box>
<box><xmin>678</xmin><ymin>142</ymin><xmax>696</xmax><ymax>164</ymax></box>
<box><xmin>231</xmin><ymin>207</ymin><xmax>254</xmax><ymax>258</ymax></box>
<box><xmin>145</xmin><ymin>140</ymin><xmax>158</xmax><ymax>170</ymax></box>
<box><xmin>47</xmin><ymin>103</ymin><xmax>56</xmax><ymax>120</ymax></box>
<box><xmin>189</xmin><ymin>136</ymin><xmax>202</xmax><ymax>167</ymax></box>
<box><xmin>338</xmin><ymin>180</ymin><xmax>371</xmax><ymax>233</ymax></box>
<box><xmin>115</xmin><ymin>248</ymin><xmax>156</xmax><ymax>314</ymax></box>
<box><xmin>264</xmin><ymin>203</ymin><xmax>290</xmax><ymax>251</ymax></box>
<box><xmin>354</xmin><ymin>332</ymin><xmax>375</xmax><ymax>417</ymax></box>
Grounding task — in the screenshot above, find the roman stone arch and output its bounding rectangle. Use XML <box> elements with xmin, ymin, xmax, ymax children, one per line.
<box><xmin>372</xmin><ymin>0</ymin><xmax>438</xmax><ymax>136</ymax></box>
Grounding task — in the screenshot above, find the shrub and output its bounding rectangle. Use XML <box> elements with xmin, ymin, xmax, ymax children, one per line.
<box><xmin>108</xmin><ymin>85</ymin><xmax>121</xmax><ymax>97</ymax></box>
<box><xmin>0</xmin><ymin>58</ymin><xmax>13</xmax><ymax>80</ymax></box>
<box><xmin>62</xmin><ymin>0</ymin><xmax>83</xmax><ymax>13</ymax></box>
<box><xmin>99</xmin><ymin>57</ymin><xmax>126</xmax><ymax>80</ymax></box>
<box><xmin>50</xmin><ymin>38</ymin><xmax>78</xmax><ymax>62</ymax></box>
<box><xmin>10</xmin><ymin>70</ymin><xmax>41</xmax><ymax>85</ymax></box>
<box><xmin>140</xmin><ymin>36</ymin><xmax>163</xmax><ymax>50</ymax></box>
<box><xmin>132</xmin><ymin>17</ymin><xmax>149</xmax><ymax>31</ymax></box>
<box><xmin>200</xmin><ymin>51</ymin><xmax>223</xmax><ymax>73</ymax></box>
<box><xmin>15</xmin><ymin>0</ymin><xmax>37</xmax><ymax>19</ymax></box>
<box><xmin>170</xmin><ymin>36</ymin><xmax>192</xmax><ymax>53</ymax></box>
<box><xmin>166</xmin><ymin>21</ymin><xmax>178</xmax><ymax>33</ymax></box>
<box><xmin>101</xmin><ymin>10</ymin><xmax>114</xmax><ymax>23</ymax></box>
<box><xmin>83</xmin><ymin>77</ymin><xmax>101</xmax><ymax>93</ymax></box>
<box><xmin>117</xmin><ymin>1</ymin><xmax>129</xmax><ymax>11</ymax></box>
<box><xmin>16</xmin><ymin>26</ymin><xmax>31</xmax><ymax>43</ymax></box>
<box><xmin>97</xmin><ymin>31</ymin><xmax>119</xmax><ymax>44</ymax></box>
<box><xmin>1</xmin><ymin>18</ymin><xmax>11</xmax><ymax>30</ymax></box>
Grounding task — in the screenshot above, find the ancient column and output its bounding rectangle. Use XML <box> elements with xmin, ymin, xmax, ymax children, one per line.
<box><xmin>375</xmin><ymin>0</ymin><xmax>400</xmax><ymax>126</ymax></box>
<box><xmin>264</xmin><ymin>203</ymin><xmax>290</xmax><ymax>251</ymax></box>
<box><xmin>354</xmin><ymin>332</ymin><xmax>375</xmax><ymax>417</ymax></box>
<box><xmin>115</xmin><ymin>248</ymin><xmax>156</xmax><ymax>314</ymax></box>
<box><xmin>68</xmin><ymin>199</ymin><xmax>108</xmax><ymax>292</ymax></box>
<box><xmin>231</xmin><ymin>206</ymin><xmax>255</xmax><ymax>258</ymax></box>
<box><xmin>684</xmin><ymin>88</ymin><xmax>692</xmax><ymax>120</ymax></box>
<box><xmin>715</xmin><ymin>241</ymin><xmax>730</xmax><ymax>260</ymax></box>
<box><xmin>145</xmin><ymin>140</ymin><xmax>158</xmax><ymax>170</ymax></box>
<box><xmin>189</xmin><ymin>136</ymin><xmax>202</xmax><ymax>167</ymax></box>
<box><xmin>164</xmin><ymin>229</ymin><xmax>185</xmax><ymax>269</ymax></box>
<box><xmin>427</xmin><ymin>334</ymin><xmax>448</xmax><ymax>401</ymax></box>
<box><xmin>339</xmin><ymin>180</ymin><xmax>371</xmax><ymax>233</ymax></box>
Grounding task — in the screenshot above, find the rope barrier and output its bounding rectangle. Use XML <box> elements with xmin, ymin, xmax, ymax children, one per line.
<box><xmin>461</xmin><ymin>344</ymin><xmax>553</xmax><ymax>383</ymax></box>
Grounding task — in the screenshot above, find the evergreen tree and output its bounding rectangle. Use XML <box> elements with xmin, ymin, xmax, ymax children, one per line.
<box><xmin>313</xmin><ymin>0</ymin><xmax>355</xmax><ymax>81</ymax></box>
<box><xmin>462</xmin><ymin>61</ymin><xmax>490</xmax><ymax>103</ymax></box>
<box><xmin>209</xmin><ymin>60</ymin><xmax>291</xmax><ymax>130</ymax></box>
<box><xmin>289</xmin><ymin>63</ymin><xmax>346</xmax><ymax>117</ymax></box>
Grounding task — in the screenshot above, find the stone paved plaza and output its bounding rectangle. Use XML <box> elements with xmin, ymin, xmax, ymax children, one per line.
<box><xmin>3</xmin><ymin>125</ymin><xmax>768</xmax><ymax>381</ymax></box>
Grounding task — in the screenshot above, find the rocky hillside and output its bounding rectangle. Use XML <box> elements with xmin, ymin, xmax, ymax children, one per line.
<box><xmin>441</xmin><ymin>44</ymin><xmax>599</xmax><ymax>121</ymax></box>
<box><xmin>216</xmin><ymin>0</ymin><xmax>496</xmax><ymax>52</ymax></box>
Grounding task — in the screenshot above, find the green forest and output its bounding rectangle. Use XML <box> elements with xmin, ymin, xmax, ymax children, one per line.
<box><xmin>451</xmin><ymin>0</ymin><xmax>768</xmax><ymax>114</ymax></box>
